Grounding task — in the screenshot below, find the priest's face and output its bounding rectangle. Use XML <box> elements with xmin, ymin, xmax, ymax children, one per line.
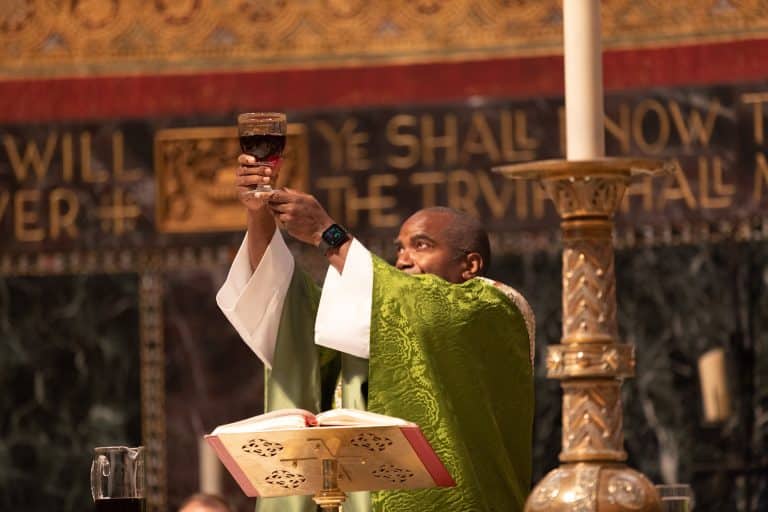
<box><xmin>394</xmin><ymin>210</ymin><xmax>472</xmax><ymax>284</ymax></box>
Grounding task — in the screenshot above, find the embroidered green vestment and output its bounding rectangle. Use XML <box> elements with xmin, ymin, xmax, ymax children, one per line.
<box><xmin>368</xmin><ymin>257</ymin><xmax>533</xmax><ymax>512</ymax></box>
<box><xmin>258</xmin><ymin>257</ymin><xmax>533</xmax><ymax>512</ymax></box>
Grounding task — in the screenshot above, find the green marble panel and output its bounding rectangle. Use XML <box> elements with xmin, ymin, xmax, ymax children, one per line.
<box><xmin>0</xmin><ymin>274</ymin><xmax>141</xmax><ymax>511</ymax></box>
<box><xmin>495</xmin><ymin>240</ymin><xmax>768</xmax><ymax>511</ymax></box>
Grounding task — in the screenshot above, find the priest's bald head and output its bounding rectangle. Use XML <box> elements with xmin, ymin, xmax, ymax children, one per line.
<box><xmin>394</xmin><ymin>207</ymin><xmax>491</xmax><ymax>284</ymax></box>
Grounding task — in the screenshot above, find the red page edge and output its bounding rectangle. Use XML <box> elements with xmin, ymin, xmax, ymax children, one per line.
<box><xmin>400</xmin><ymin>426</ymin><xmax>456</xmax><ymax>487</ymax></box>
<box><xmin>204</xmin><ymin>435</ymin><xmax>261</xmax><ymax>497</ymax></box>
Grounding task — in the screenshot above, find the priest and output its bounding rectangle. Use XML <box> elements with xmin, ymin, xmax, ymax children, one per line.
<box><xmin>217</xmin><ymin>155</ymin><xmax>535</xmax><ymax>512</ymax></box>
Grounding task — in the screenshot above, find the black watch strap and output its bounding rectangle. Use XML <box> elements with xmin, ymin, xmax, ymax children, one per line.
<box><xmin>318</xmin><ymin>224</ymin><xmax>350</xmax><ymax>254</ymax></box>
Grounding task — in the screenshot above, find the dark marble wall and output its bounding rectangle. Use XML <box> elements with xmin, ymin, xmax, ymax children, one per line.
<box><xmin>1</xmin><ymin>239</ymin><xmax>767</xmax><ymax>511</ymax></box>
<box><xmin>0</xmin><ymin>274</ymin><xmax>141</xmax><ymax>510</ymax></box>
<box><xmin>494</xmin><ymin>240</ymin><xmax>768</xmax><ymax>511</ymax></box>
<box><xmin>162</xmin><ymin>267</ymin><xmax>264</xmax><ymax>512</ymax></box>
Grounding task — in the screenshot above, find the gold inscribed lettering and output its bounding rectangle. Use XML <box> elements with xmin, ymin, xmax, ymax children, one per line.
<box><xmin>367</xmin><ymin>174</ymin><xmax>400</xmax><ymax>228</ymax></box>
<box><xmin>620</xmin><ymin>176</ymin><xmax>654</xmax><ymax>213</ymax></box>
<box><xmin>14</xmin><ymin>189</ymin><xmax>45</xmax><ymax>242</ymax></box>
<box><xmin>477</xmin><ymin>171</ymin><xmax>513</xmax><ymax>219</ymax></box>
<box><xmin>61</xmin><ymin>133</ymin><xmax>74</xmax><ymax>183</ymax></box>
<box><xmin>113</xmin><ymin>131</ymin><xmax>142</xmax><ymax>182</ymax></box>
<box><xmin>742</xmin><ymin>92</ymin><xmax>768</xmax><ymax>145</ymax></box>
<box><xmin>500</xmin><ymin>110</ymin><xmax>537</xmax><ymax>161</ymax></box>
<box><xmin>316</xmin><ymin>176</ymin><xmax>353</xmax><ymax>225</ymax></box>
<box><xmin>754</xmin><ymin>153</ymin><xmax>768</xmax><ymax>203</ymax></box>
<box><xmin>668</xmin><ymin>99</ymin><xmax>720</xmax><ymax>150</ymax></box>
<box><xmin>447</xmin><ymin>169</ymin><xmax>479</xmax><ymax>217</ymax></box>
<box><xmin>698</xmin><ymin>156</ymin><xmax>734</xmax><ymax>209</ymax></box>
<box><xmin>314</xmin><ymin>120</ymin><xmax>347</xmax><ymax>171</ymax></box>
<box><xmin>604</xmin><ymin>104</ymin><xmax>630</xmax><ymax>154</ymax></box>
<box><xmin>533</xmin><ymin>181</ymin><xmax>552</xmax><ymax>219</ymax></box>
<box><xmin>4</xmin><ymin>133</ymin><xmax>57</xmax><ymax>183</ymax></box>
<box><xmin>421</xmin><ymin>114</ymin><xmax>458</xmax><ymax>167</ymax></box>
<box><xmin>80</xmin><ymin>132</ymin><xmax>109</xmax><ymax>183</ymax></box>
<box><xmin>386</xmin><ymin>115</ymin><xmax>420</xmax><ymax>170</ymax></box>
<box><xmin>659</xmin><ymin>163</ymin><xmax>697</xmax><ymax>210</ymax></box>
<box><xmin>347</xmin><ymin>125</ymin><xmax>372</xmax><ymax>171</ymax></box>
<box><xmin>460</xmin><ymin>112</ymin><xmax>500</xmax><ymax>163</ymax></box>
<box><xmin>515</xmin><ymin>181</ymin><xmax>528</xmax><ymax>220</ymax></box>
<box><xmin>632</xmin><ymin>99</ymin><xmax>670</xmax><ymax>154</ymax></box>
<box><xmin>0</xmin><ymin>190</ymin><xmax>9</xmax><ymax>222</ymax></box>
<box><xmin>49</xmin><ymin>188</ymin><xmax>80</xmax><ymax>239</ymax></box>
<box><xmin>410</xmin><ymin>171</ymin><xmax>446</xmax><ymax>208</ymax></box>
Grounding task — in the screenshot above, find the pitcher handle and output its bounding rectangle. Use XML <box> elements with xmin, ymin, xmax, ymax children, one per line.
<box><xmin>90</xmin><ymin>454</ymin><xmax>110</xmax><ymax>501</ymax></box>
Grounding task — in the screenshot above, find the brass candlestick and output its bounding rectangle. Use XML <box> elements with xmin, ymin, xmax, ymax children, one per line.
<box><xmin>495</xmin><ymin>157</ymin><xmax>674</xmax><ymax>512</ymax></box>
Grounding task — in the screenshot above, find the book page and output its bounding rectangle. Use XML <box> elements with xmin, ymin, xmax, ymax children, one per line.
<box><xmin>315</xmin><ymin>408</ymin><xmax>414</xmax><ymax>427</ymax></box>
<box><xmin>211</xmin><ymin>408</ymin><xmax>317</xmax><ymax>435</ymax></box>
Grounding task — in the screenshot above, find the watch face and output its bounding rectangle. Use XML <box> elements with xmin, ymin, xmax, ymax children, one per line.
<box><xmin>323</xmin><ymin>224</ymin><xmax>348</xmax><ymax>247</ymax></box>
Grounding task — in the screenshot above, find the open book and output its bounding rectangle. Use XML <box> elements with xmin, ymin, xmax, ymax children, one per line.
<box><xmin>205</xmin><ymin>408</ymin><xmax>454</xmax><ymax>497</ymax></box>
<box><xmin>210</xmin><ymin>408</ymin><xmax>413</xmax><ymax>433</ymax></box>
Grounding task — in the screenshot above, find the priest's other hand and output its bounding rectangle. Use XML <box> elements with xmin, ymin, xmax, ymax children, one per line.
<box><xmin>235</xmin><ymin>153</ymin><xmax>281</xmax><ymax>210</ymax></box>
<box><xmin>267</xmin><ymin>188</ymin><xmax>334</xmax><ymax>246</ymax></box>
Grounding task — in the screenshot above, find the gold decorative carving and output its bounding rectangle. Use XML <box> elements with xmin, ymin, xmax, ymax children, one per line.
<box><xmin>604</xmin><ymin>472</ymin><xmax>647</xmax><ymax>510</ymax></box>
<box><xmin>546</xmin><ymin>343</ymin><xmax>634</xmax><ymax>379</ymax></box>
<box><xmin>562</xmin><ymin>236</ymin><xmax>617</xmax><ymax>344</ymax></box>
<box><xmin>529</xmin><ymin>464</ymin><xmax>661</xmax><ymax>512</ymax></box>
<box><xmin>543</xmin><ymin>177</ymin><xmax>627</xmax><ymax>219</ymax></box>
<box><xmin>4</xmin><ymin>1</ymin><xmax>768</xmax><ymax>77</ymax></box>
<box><xmin>154</xmin><ymin>124</ymin><xmax>309</xmax><ymax>234</ymax></box>
<box><xmin>529</xmin><ymin>463</ymin><xmax>600</xmax><ymax>512</ymax></box>
<box><xmin>560</xmin><ymin>381</ymin><xmax>625</xmax><ymax>463</ymax></box>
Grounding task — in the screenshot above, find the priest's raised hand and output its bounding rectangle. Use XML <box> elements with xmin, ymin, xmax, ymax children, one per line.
<box><xmin>265</xmin><ymin>188</ymin><xmax>335</xmax><ymax>247</ymax></box>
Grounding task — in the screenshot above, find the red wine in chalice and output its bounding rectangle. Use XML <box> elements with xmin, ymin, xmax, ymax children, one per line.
<box><xmin>94</xmin><ymin>497</ymin><xmax>146</xmax><ymax>512</ymax></box>
<box><xmin>239</xmin><ymin>133</ymin><xmax>286</xmax><ymax>165</ymax></box>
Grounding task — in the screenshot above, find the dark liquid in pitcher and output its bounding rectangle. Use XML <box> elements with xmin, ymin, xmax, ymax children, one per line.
<box><xmin>94</xmin><ymin>498</ymin><xmax>146</xmax><ymax>512</ymax></box>
<box><xmin>239</xmin><ymin>134</ymin><xmax>286</xmax><ymax>163</ymax></box>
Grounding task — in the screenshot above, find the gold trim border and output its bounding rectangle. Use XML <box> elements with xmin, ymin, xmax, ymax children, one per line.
<box><xmin>0</xmin><ymin>246</ymin><xmax>233</xmax><ymax>277</ymax></box>
<box><xmin>3</xmin><ymin>1</ymin><xmax>768</xmax><ymax>78</ymax></box>
<box><xmin>139</xmin><ymin>273</ymin><xmax>167</xmax><ymax>512</ymax></box>
<box><xmin>0</xmin><ymin>216</ymin><xmax>765</xmax><ymax>280</ymax></box>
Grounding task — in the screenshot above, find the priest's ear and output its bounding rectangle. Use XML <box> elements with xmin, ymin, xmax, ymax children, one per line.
<box><xmin>460</xmin><ymin>252</ymin><xmax>484</xmax><ymax>281</ymax></box>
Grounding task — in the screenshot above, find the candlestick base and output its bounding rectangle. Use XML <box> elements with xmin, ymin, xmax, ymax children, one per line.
<box><xmin>525</xmin><ymin>463</ymin><xmax>660</xmax><ymax>512</ymax></box>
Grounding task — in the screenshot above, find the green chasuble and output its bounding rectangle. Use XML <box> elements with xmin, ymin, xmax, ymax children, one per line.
<box><xmin>368</xmin><ymin>256</ymin><xmax>533</xmax><ymax>512</ymax></box>
<box><xmin>260</xmin><ymin>256</ymin><xmax>533</xmax><ymax>512</ymax></box>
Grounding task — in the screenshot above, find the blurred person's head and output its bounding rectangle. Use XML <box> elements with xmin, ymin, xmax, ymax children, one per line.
<box><xmin>178</xmin><ymin>493</ymin><xmax>232</xmax><ymax>512</ymax></box>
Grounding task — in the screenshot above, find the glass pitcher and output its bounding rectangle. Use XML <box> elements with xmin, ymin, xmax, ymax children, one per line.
<box><xmin>90</xmin><ymin>446</ymin><xmax>146</xmax><ymax>512</ymax></box>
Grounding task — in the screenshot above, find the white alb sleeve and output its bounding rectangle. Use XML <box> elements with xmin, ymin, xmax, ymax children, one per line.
<box><xmin>215</xmin><ymin>229</ymin><xmax>294</xmax><ymax>369</ymax></box>
<box><xmin>314</xmin><ymin>239</ymin><xmax>373</xmax><ymax>359</ymax></box>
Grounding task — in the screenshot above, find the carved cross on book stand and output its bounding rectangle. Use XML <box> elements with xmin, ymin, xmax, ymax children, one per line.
<box><xmin>206</xmin><ymin>423</ymin><xmax>454</xmax><ymax>509</ymax></box>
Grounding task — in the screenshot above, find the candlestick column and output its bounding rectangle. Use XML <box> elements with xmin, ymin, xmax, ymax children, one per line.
<box><xmin>496</xmin><ymin>159</ymin><xmax>669</xmax><ymax>512</ymax></box>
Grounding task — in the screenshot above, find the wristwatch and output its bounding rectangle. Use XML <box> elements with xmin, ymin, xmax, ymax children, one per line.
<box><xmin>318</xmin><ymin>224</ymin><xmax>350</xmax><ymax>254</ymax></box>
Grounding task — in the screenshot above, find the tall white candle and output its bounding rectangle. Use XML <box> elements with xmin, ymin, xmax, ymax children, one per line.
<box><xmin>563</xmin><ymin>0</ymin><xmax>605</xmax><ymax>160</ymax></box>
